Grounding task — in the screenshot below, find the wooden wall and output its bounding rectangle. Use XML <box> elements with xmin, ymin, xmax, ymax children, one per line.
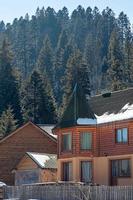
<box><xmin>98</xmin><ymin>119</ymin><xmax>133</xmax><ymax>156</ymax></box>
<box><xmin>56</xmin><ymin>119</ymin><xmax>133</xmax><ymax>159</ymax></box>
<box><xmin>0</xmin><ymin>122</ymin><xmax>57</xmax><ymax>185</ymax></box>
<box><xmin>56</xmin><ymin>126</ymin><xmax>97</xmax><ymax>159</ymax></box>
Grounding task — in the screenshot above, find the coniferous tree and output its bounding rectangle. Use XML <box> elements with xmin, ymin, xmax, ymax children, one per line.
<box><xmin>71</xmin><ymin>5</ymin><xmax>86</xmax><ymax>50</ymax></box>
<box><xmin>36</xmin><ymin>36</ymin><xmax>54</xmax><ymax>85</ymax></box>
<box><xmin>0</xmin><ymin>5</ymin><xmax>132</xmax><ymax>115</ymax></box>
<box><xmin>0</xmin><ymin>106</ymin><xmax>18</xmax><ymax>137</ymax></box>
<box><xmin>57</xmin><ymin>7</ymin><xmax>69</xmax><ymax>27</ymax></box>
<box><xmin>12</xmin><ymin>16</ymin><xmax>30</xmax><ymax>78</ymax></box>
<box><xmin>45</xmin><ymin>7</ymin><xmax>61</xmax><ymax>47</ymax></box>
<box><xmin>78</xmin><ymin>60</ymin><xmax>91</xmax><ymax>96</ymax></box>
<box><xmin>22</xmin><ymin>70</ymin><xmax>57</xmax><ymax>124</ymax></box>
<box><xmin>101</xmin><ymin>7</ymin><xmax>115</xmax><ymax>58</ymax></box>
<box><xmin>54</xmin><ymin>30</ymin><xmax>69</xmax><ymax>105</ymax></box>
<box><xmin>84</xmin><ymin>33</ymin><xmax>102</xmax><ymax>93</ymax></box>
<box><xmin>62</xmin><ymin>49</ymin><xmax>90</xmax><ymax>112</ymax></box>
<box><xmin>118</xmin><ymin>12</ymin><xmax>133</xmax><ymax>86</ymax></box>
<box><xmin>107</xmin><ymin>29</ymin><xmax>125</xmax><ymax>91</ymax></box>
<box><xmin>0</xmin><ymin>40</ymin><xmax>22</xmax><ymax>123</ymax></box>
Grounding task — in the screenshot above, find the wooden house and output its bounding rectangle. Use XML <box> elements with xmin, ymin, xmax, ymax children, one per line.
<box><xmin>0</xmin><ymin>121</ymin><xmax>57</xmax><ymax>185</ymax></box>
<box><xmin>53</xmin><ymin>85</ymin><xmax>133</xmax><ymax>186</ymax></box>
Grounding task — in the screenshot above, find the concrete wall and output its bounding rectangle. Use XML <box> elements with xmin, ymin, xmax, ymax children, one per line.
<box><xmin>94</xmin><ymin>154</ymin><xmax>133</xmax><ymax>186</ymax></box>
<box><xmin>57</xmin><ymin>157</ymin><xmax>93</xmax><ymax>182</ymax></box>
<box><xmin>58</xmin><ymin>154</ymin><xmax>133</xmax><ymax>186</ymax></box>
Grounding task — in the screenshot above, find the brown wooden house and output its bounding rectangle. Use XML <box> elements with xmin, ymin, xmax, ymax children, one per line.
<box><xmin>0</xmin><ymin>121</ymin><xmax>57</xmax><ymax>185</ymax></box>
<box><xmin>53</xmin><ymin>85</ymin><xmax>133</xmax><ymax>186</ymax></box>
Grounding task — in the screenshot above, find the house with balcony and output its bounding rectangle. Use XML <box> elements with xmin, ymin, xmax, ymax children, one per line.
<box><xmin>53</xmin><ymin>84</ymin><xmax>133</xmax><ymax>186</ymax></box>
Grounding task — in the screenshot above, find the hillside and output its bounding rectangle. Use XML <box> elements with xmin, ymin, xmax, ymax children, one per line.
<box><xmin>0</xmin><ymin>5</ymin><xmax>133</xmax><ymax>135</ymax></box>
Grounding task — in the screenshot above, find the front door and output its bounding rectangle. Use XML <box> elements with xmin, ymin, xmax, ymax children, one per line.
<box><xmin>110</xmin><ymin>160</ymin><xmax>118</xmax><ymax>186</ymax></box>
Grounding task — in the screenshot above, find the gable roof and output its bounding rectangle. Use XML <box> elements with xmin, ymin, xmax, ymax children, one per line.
<box><xmin>26</xmin><ymin>152</ymin><xmax>57</xmax><ymax>169</ymax></box>
<box><xmin>0</xmin><ymin>121</ymin><xmax>57</xmax><ymax>144</ymax></box>
<box><xmin>56</xmin><ymin>84</ymin><xmax>96</xmax><ymax>128</ymax></box>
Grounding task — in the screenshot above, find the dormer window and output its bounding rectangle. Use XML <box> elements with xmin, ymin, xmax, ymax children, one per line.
<box><xmin>62</xmin><ymin>133</ymin><xmax>72</xmax><ymax>152</ymax></box>
<box><xmin>116</xmin><ymin>128</ymin><xmax>128</xmax><ymax>143</ymax></box>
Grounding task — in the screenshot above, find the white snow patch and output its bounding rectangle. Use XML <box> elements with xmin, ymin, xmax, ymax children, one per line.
<box><xmin>77</xmin><ymin>103</ymin><xmax>133</xmax><ymax>125</ymax></box>
<box><xmin>27</xmin><ymin>152</ymin><xmax>57</xmax><ymax>168</ymax></box>
<box><xmin>38</xmin><ymin>124</ymin><xmax>57</xmax><ymax>139</ymax></box>
<box><xmin>77</xmin><ymin>118</ymin><xmax>97</xmax><ymax>125</ymax></box>
<box><xmin>96</xmin><ymin>103</ymin><xmax>133</xmax><ymax>124</ymax></box>
<box><xmin>121</xmin><ymin>103</ymin><xmax>130</xmax><ymax>110</ymax></box>
<box><xmin>0</xmin><ymin>181</ymin><xmax>6</xmax><ymax>186</ymax></box>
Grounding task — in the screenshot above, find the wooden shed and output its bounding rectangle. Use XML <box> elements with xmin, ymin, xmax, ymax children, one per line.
<box><xmin>13</xmin><ymin>152</ymin><xmax>57</xmax><ymax>185</ymax></box>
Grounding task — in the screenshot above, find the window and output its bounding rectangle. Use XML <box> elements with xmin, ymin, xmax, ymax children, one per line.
<box><xmin>111</xmin><ymin>159</ymin><xmax>131</xmax><ymax>177</ymax></box>
<box><xmin>81</xmin><ymin>161</ymin><xmax>92</xmax><ymax>183</ymax></box>
<box><xmin>80</xmin><ymin>133</ymin><xmax>92</xmax><ymax>150</ymax></box>
<box><xmin>62</xmin><ymin>133</ymin><xmax>72</xmax><ymax>151</ymax></box>
<box><xmin>116</xmin><ymin>128</ymin><xmax>128</xmax><ymax>143</ymax></box>
<box><xmin>62</xmin><ymin>162</ymin><xmax>72</xmax><ymax>181</ymax></box>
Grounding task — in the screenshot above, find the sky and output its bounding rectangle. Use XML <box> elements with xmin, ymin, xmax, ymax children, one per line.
<box><xmin>0</xmin><ymin>0</ymin><xmax>133</xmax><ymax>24</ymax></box>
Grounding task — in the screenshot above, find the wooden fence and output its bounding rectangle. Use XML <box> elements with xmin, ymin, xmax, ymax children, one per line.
<box><xmin>0</xmin><ymin>187</ymin><xmax>3</xmax><ymax>200</ymax></box>
<box><xmin>3</xmin><ymin>184</ymin><xmax>133</xmax><ymax>200</ymax></box>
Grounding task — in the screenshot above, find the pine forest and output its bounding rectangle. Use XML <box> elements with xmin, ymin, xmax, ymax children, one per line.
<box><xmin>0</xmin><ymin>5</ymin><xmax>133</xmax><ymax>136</ymax></box>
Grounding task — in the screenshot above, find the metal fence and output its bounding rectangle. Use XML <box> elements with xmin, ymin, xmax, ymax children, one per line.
<box><xmin>3</xmin><ymin>184</ymin><xmax>133</xmax><ymax>200</ymax></box>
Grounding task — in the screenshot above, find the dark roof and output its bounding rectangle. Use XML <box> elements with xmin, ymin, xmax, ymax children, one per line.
<box><xmin>56</xmin><ymin>87</ymin><xmax>133</xmax><ymax>128</ymax></box>
<box><xmin>89</xmin><ymin>88</ymin><xmax>133</xmax><ymax>116</ymax></box>
<box><xmin>56</xmin><ymin>84</ymin><xmax>96</xmax><ymax>128</ymax></box>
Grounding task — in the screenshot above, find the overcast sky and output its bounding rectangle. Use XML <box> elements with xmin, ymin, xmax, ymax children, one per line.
<box><xmin>0</xmin><ymin>0</ymin><xmax>133</xmax><ymax>23</ymax></box>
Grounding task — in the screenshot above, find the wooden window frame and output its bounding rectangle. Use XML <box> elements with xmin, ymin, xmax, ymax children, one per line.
<box><xmin>115</xmin><ymin>128</ymin><xmax>128</xmax><ymax>144</ymax></box>
<box><xmin>80</xmin><ymin>132</ymin><xmax>92</xmax><ymax>151</ymax></box>
<box><xmin>111</xmin><ymin>158</ymin><xmax>131</xmax><ymax>178</ymax></box>
<box><xmin>61</xmin><ymin>161</ymin><xmax>72</xmax><ymax>181</ymax></box>
<box><xmin>61</xmin><ymin>132</ymin><xmax>72</xmax><ymax>153</ymax></box>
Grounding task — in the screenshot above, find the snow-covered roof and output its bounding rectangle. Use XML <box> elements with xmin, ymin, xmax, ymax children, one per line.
<box><xmin>27</xmin><ymin>152</ymin><xmax>57</xmax><ymax>169</ymax></box>
<box><xmin>95</xmin><ymin>103</ymin><xmax>133</xmax><ymax>124</ymax></box>
<box><xmin>77</xmin><ymin>103</ymin><xmax>133</xmax><ymax>124</ymax></box>
<box><xmin>59</xmin><ymin>87</ymin><xmax>133</xmax><ymax>126</ymax></box>
<box><xmin>38</xmin><ymin>124</ymin><xmax>57</xmax><ymax>139</ymax></box>
<box><xmin>77</xmin><ymin>88</ymin><xmax>133</xmax><ymax>125</ymax></box>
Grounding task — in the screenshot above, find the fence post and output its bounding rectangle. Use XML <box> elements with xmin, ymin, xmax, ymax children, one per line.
<box><xmin>0</xmin><ymin>187</ymin><xmax>4</xmax><ymax>200</ymax></box>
